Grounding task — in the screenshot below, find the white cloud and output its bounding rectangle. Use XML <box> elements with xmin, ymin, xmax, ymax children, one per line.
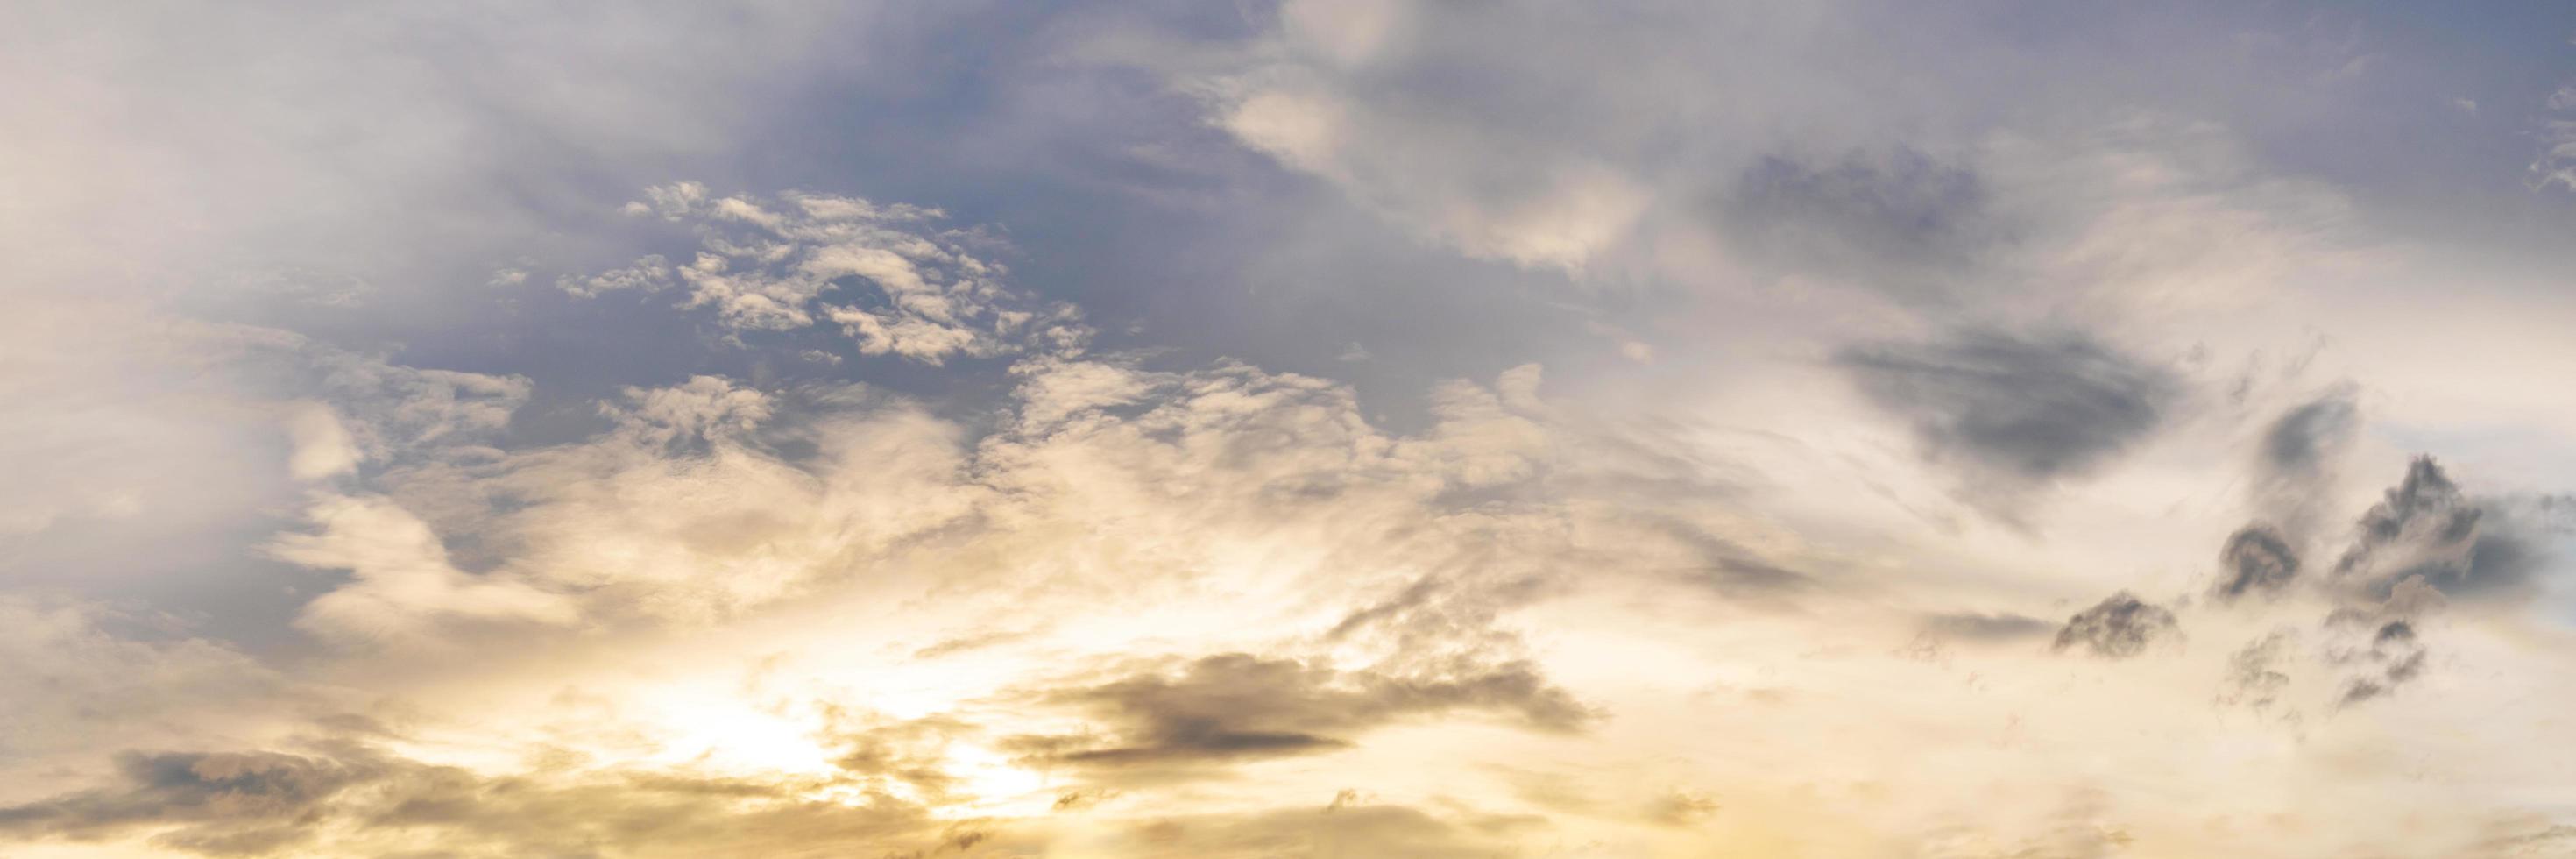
<box><xmin>283</xmin><ymin>401</ymin><xmax>360</xmax><ymax>480</ymax></box>
<box><xmin>2533</xmin><ymin>85</ymin><xmax>2576</xmax><ymax>191</ymax></box>
<box><xmin>570</xmin><ymin>185</ymin><xmax>1089</xmax><ymax>364</ymax></box>
<box><xmin>268</xmin><ymin>493</ymin><xmax>578</xmax><ymax>647</ymax></box>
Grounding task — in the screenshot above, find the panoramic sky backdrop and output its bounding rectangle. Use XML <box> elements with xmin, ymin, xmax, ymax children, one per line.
<box><xmin>8</xmin><ymin>2</ymin><xmax>2576</xmax><ymax>856</ymax></box>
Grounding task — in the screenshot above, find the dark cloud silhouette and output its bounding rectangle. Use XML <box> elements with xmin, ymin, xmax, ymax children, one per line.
<box><xmin>2052</xmin><ymin>592</ymin><xmax>2180</xmax><ymax>659</ymax></box>
<box><xmin>1837</xmin><ymin>329</ymin><xmax>2179</xmax><ymax>505</ymax></box>
<box><xmin>2331</xmin><ymin>457</ymin><xmax>2546</xmax><ymax>600</ymax></box>
<box><xmin>1019</xmin><ymin>653</ymin><xmax>1589</xmax><ymax>773</ymax></box>
<box><xmin>2212</xmin><ymin>523</ymin><xmax>2302</xmax><ymax>601</ymax></box>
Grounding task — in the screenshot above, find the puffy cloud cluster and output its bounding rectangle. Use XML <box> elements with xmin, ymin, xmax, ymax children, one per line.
<box><xmin>2049</xmin><ymin>592</ymin><xmax>2180</xmax><ymax>659</ymax></box>
<box><xmin>564</xmin><ymin>183</ymin><xmax>1089</xmax><ymax>364</ymax></box>
<box><xmin>2329</xmin><ymin>456</ymin><xmax>2545</xmax><ymax>601</ymax></box>
<box><xmin>2053</xmin><ymin>415</ymin><xmax>2558</xmax><ymax>723</ymax></box>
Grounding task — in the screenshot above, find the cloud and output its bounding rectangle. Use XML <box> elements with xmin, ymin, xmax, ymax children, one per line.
<box><xmin>2241</xmin><ymin>389</ymin><xmax>2360</xmax><ymax>543</ymax></box>
<box><xmin>603</xmin><ymin>374</ymin><xmax>776</xmax><ymax>451</ymax></box>
<box><xmin>1836</xmin><ymin>328</ymin><xmax>2179</xmax><ymax>508</ymax></box>
<box><xmin>1919</xmin><ymin>611</ymin><xmax>2056</xmax><ymax>643</ymax></box>
<box><xmin>0</xmin><ymin>749</ymin><xmax>375</xmax><ymax>855</ymax></box>
<box><xmin>2331</xmin><ymin>618</ymin><xmax>2429</xmax><ymax>707</ymax></box>
<box><xmin>567</xmin><ymin>184</ymin><xmax>1090</xmax><ymax>365</ymax></box>
<box><xmin>1718</xmin><ymin>147</ymin><xmax>2003</xmax><ymax>296</ymax></box>
<box><xmin>0</xmin><ymin>301</ymin><xmax>308</xmax><ymax>554</ymax></box>
<box><xmin>1019</xmin><ymin>653</ymin><xmax>1588</xmax><ymax>775</ymax></box>
<box><xmin>0</xmin><ymin>708</ymin><xmax>1550</xmax><ymax>858</ymax></box>
<box><xmin>227</xmin><ymin>307</ymin><xmax>1755</xmax><ymax>670</ymax></box>
<box><xmin>264</xmin><ymin>493</ymin><xmax>579</xmax><ymax>648</ymax></box>
<box><xmin>425</xmin><ymin>380</ymin><xmax>982</xmax><ymax>622</ymax></box>
<box><xmin>1083</xmin><ymin>798</ymin><xmax>1537</xmax><ymax>859</ymax></box>
<box><xmin>1163</xmin><ymin>0</ymin><xmax>1879</xmax><ymax>272</ymax></box>
<box><xmin>2476</xmin><ymin>822</ymin><xmax>2576</xmax><ymax>857</ymax></box>
<box><xmin>2261</xmin><ymin>391</ymin><xmax>2360</xmax><ymax>479</ymax></box>
<box><xmin>2531</xmin><ymin>83</ymin><xmax>2576</xmax><ymax>191</ymax></box>
<box><xmin>1213</xmin><ymin>82</ymin><xmax>1649</xmax><ymax>271</ymax></box>
<box><xmin>2051</xmin><ymin>592</ymin><xmax>2180</xmax><ymax>659</ymax></box>
<box><xmin>0</xmin><ymin>739</ymin><xmax>964</xmax><ymax>858</ymax></box>
<box><xmin>198</xmin><ymin>316</ymin><xmax>1660</xmax><ymax>655</ymax></box>
<box><xmin>2216</xmin><ymin>630</ymin><xmax>2296</xmax><ymax>711</ymax></box>
<box><xmin>2204</xmin><ymin>392</ymin><xmax>2353</xmax><ymax>601</ymax></box>
<box><xmin>813</xmin><ymin>709</ymin><xmax>986</xmax><ymax>806</ymax></box>
<box><xmin>0</xmin><ymin>0</ymin><xmax>904</xmax><ymax>300</ymax></box>
<box><xmin>2212</xmin><ymin>523</ymin><xmax>2302</xmax><ymax>602</ymax></box>
<box><xmin>2330</xmin><ymin>456</ymin><xmax>2546</xmax><ymax>601</ymax></box>
<box><xmin>13</xmin><ymin>3</ymin><xmax>2576</xmax><ymax>855</ymax></box>
<box><xmin>0</xmin><ymin>596</ymin><xmax>282</xmax><ymax>761</ymax></box>
<box><xmin>281</xmin><ymin>402</ymin><xmax>359</xmax><ymax>481</ymax></box>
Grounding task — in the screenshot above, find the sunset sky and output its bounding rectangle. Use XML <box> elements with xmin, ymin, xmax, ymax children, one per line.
<box><xmin>8</xmin><ymin>2</ymin><xmax>2576</xmax><ymax>856</ymax></box>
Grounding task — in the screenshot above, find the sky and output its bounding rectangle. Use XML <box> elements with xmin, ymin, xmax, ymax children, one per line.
<box><xmin>5</xmin><ymin>1</ymin><xmax>2576</xmax><ymax>856</ymax></box>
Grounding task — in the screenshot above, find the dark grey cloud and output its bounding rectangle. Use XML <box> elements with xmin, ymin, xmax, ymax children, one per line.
<box><xmin>2331</xmin><ymin>456</ymin><xmax>2546</xmax><ymax>600</ymax></box>
<box><xmin>2212</xmin><ymin>523</ymin><xmax>2302</xmax><ymax>602</ymax></box>
<box><xmin>1837</xmin><ymin>329</ymin><xmax>2179</xmax><ymax>506</ymax></box>
<box><xmin>1017</xmin><ymin>653</ymin><xmax>1589</xmax><ymax>774</ymax></box>
<box><xmin>2051</xmin><ymin>592</ymin><xmax>2180</xmax><ymax>659</ymax></box>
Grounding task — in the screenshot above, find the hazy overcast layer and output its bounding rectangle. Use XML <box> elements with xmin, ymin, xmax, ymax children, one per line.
<box><xmin>8</xmin><ymin>2</ymin><xmax>2576</xmax><ymax>856</ymax></box>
